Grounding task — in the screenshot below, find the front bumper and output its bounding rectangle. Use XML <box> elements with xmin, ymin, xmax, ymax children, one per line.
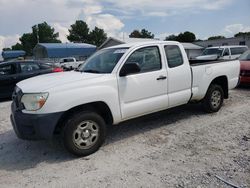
<box><xmin>11</xmin><ymin>102</ymin><xmax>63</xmax><ymax>140</ymax></box>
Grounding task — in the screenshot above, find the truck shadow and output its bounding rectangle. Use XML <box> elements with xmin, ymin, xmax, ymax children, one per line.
<box><xmin>0</xmin><ymin>104</ymin><xmax>205</xmax><ymax>171</ymax></box>
<box><xmin>237</xmin><ymin>85</ymin><xmax>250</xmax><ymax>90</ymax></box>
<box><xmin>0</xmin><ymin>97</ymin><xmax>12</xmax><ymax>103</ymax></box>
<box><xmin>106</xmin><ymin>104</ymin><xmax>205</xmax><ymax>144</ymax></box>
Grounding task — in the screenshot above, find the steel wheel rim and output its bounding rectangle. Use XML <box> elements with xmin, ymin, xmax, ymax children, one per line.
<box><xmin>211</xmin><ymin>90</ymin><xmax>221</xmax><ymax>109</ymax></box>
<box><xmin>73</xmin><ymin>120</ymin><xmax>99</xmax><ymax>150</ymax></box>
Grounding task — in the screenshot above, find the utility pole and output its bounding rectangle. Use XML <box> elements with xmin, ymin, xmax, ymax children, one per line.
<box><xmin>37</xmin><ymin>25</ymin><xmax>39</xmax><ymax>44</ymax></box>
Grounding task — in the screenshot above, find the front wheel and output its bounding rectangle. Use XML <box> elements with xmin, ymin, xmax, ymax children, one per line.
<box><xmin>202</xmin><ymin>84</ymin><xmax>224</xmax><ymax>113</ymax></box>
<box><xmin>63</xmin><ymin>111</ymin><xmax>106</xmax><ymax>156</ymax></box>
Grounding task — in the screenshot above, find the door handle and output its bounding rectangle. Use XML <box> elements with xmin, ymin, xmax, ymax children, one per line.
<box><xmin>157</xmin><ymin>75</ymin><xmax>167</xmax><ymax>80</ymax></box>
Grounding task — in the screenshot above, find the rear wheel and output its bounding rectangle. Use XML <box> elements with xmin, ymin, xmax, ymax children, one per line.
<box><xmin>202</xmin><ymin>84</ymin><xmax>224</xmax><ymax>113</ymax></box>
<box><xmin>63</xmin><ymin>111</ymin><xmax>106</xmax><ymax>156</ymax></box>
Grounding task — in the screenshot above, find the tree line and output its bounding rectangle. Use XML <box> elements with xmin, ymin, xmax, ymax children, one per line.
<box><xmin>4</xmin><ymin>21</ymin><xmax>108</xmax><ymax>55</ymax></box>
<box><xmin>3</xmin><ymin>20</ymin><xmax>250</xmax><ymax>55</ymax></box>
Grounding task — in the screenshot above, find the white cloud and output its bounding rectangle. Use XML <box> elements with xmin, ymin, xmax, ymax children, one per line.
<box><xmin>0</xmin><ymin>0</ymin><xmax>235</xmax><ymax>49</ymax></box>
<box><xmin>104</xmin><ymin>0</ymin><xmax>233</xmax><ymax>14</ymax></box>
<box><xmin>147</xmin><ymin>12</ymin><xmax>168</xmax><ymax>17</ymax></box>
<box><xmin>85</xmin><ymin>14</ymin><xmax>124</xmax><ymax>35</ymax></box>
<box><xmin>222</xmin><ymin>24</ymin><xmax>250</xmax><ymax>37</ymax></box>
<box><xmin>80</xmin><ymin>3</ymin><xmax>125</xmax><ymax>37</ymax></box>
<box><xmin>81</xmin><ymin>4</ymin><xmax>103</xmax><ymax>15</ymax></box>
<box><xmin>52</xmin><ymin>23</ymin><xmax>70</xmax><ymax>43</ymax></box>
<box><xmin>0</xmin><ymin>35</ymin><xmax>20</xmax><ymax>51</ymax></box>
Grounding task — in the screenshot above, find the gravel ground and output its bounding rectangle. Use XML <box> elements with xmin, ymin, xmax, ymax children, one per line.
<box><xmin>0</xmin><ymin>87</ymin><xmax>249</xmax><ymax>188</ymax></box>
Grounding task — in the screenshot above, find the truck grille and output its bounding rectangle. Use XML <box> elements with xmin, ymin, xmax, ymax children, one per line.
<box><xmin>240</xmin><ymin>70</ymin><xmax>250</xmax><ymax>77</ymax></box>
<box><xmin>12</xmin><ymin>87</ymin><xmax>24</xmax><ymax>110</ymax></box>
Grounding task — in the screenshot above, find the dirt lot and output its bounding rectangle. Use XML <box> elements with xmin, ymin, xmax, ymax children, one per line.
<box><xmin>0</xmin><ymin>87</ymin><xmax>249</xmax><ymax>188</ymax></box>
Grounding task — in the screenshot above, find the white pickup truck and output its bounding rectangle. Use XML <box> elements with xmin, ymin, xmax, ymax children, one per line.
<box><xmin>11</xmin><ymin>41</ymin><xmax>240</xmax><ymax>156</ymax></box>
<box><xmin>59</xmin><ymin>57</ymin><xmax>84</xmax><ymax>70</ymax></box>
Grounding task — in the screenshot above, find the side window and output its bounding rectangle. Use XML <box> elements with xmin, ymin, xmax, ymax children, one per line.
<box><xmin>0</xmin><ymin>64</ymin><xmax>16</xmax><ymax>75</ymax></box>
<box><xmin>231</xmin><ymin>47</ymin><xmax>248</xmax><ymax>55</ymax></box>
<box><xmin>239</xmin><ymin>41</ymin><xmax>246</xmax><ymax>45</ymax></box>
<box><xmin>125</xmin><ymin>46</ymin><xmax>161</xmax><ymax>73</ymax></box>
<box><xmin>164</xmin><ymin>45</ymin><xmax>184</xmax><ymax>68</ymax></box>
<box><xmin>20</xmin><ymin>63</ymin><xmax>40</xmax><ymax>73</ymax></box>
<box><xmin>223</xmin><ymin>48</ymin><xmax>230</xmax><ymax>56</ymax></box>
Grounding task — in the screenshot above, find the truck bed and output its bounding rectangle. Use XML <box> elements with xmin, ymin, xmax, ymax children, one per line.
<box><xmin>190</xmin><ymin>59</ymin><xmax>240</xmax><ymax>101</ymax></box>
<box><xmin>189</xmin><ymin>59</ymin><xmax>236</xmax><ymax>66</ymax></box>
<box><xmin>189</xmin><ymin>59</ymin><xmax>235</xmax><ymax>66</ymax></box>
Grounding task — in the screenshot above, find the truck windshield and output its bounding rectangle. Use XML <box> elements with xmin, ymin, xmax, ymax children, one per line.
<box><xmin>78</xmin><ymin>48</ymin><xmax>128</xmax><ymax>73</ymax></box>
<box><xmin>202</xmin><ymin>48</ymin><xmax>223</xmax><ymax>56</ymax></box>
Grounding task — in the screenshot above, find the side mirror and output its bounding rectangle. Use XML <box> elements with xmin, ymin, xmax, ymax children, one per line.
<box><xmin>119</xmin><ymin>62</ymin><xmax>141</xmax><ymax>77</ymax></box>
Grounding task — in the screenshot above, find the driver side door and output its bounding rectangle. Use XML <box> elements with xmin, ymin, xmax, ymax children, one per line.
<box><xmin>117</xmin><ymin>46</ymin><xmax>169</xmax><ymax>120</ymax></box>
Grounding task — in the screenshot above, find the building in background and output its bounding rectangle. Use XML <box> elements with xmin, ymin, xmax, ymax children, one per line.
<box><xmin>194</xmin><ymin>36</ymin><xmax>250</xmax><ymax>48</ymax></box>
<box><xmin>0</xmin><ymin>53</ymin><xmax>3</xmax><ymax>62</ymax></box>
<box><xmin>1</xmin><ymin>50</ymin><xmax>26</xmax><ymax>61</ymax></box>
<box><xmin>33</xmin><ymin>43</ymin><xmax>96</xmax><ymax>62</ymax></box>
<box><xmin>181</xmin><ymin>43</ymin><xmax>204</xmax><ymax>59</ymax></box>
<box><xmin>98</xmin><ymin>37</ymin><xmax>157</xmax><ymax>49</ymax></box>
<box><xmin>99</xmin><ymin>37</ymin><xmax>203</xmax><ymax>59</ymax></box>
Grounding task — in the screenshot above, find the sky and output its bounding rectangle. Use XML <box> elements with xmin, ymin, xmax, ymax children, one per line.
<box><xmin>0</xmin><ymin>0</ymin><xmax>250</xmax><ymax>52</ymax></box>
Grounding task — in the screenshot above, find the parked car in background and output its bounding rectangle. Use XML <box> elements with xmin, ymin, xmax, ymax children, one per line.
<box><xmin>11</xmin><ymin>41</ymin><xmax>239</xmax><ymax>156</ymax></box>
<box><xmin>195</xmin><ymin>46</ymin><xmax>248</xmax><ymax>61</ymax></box>
<box><xmin>239</xmin><ymin>50</ymin><xmax>250</xmax><ymax>85</ymax></box>
<box><xmin>59</xmin><ymin>57</ymin><xmax>85</xmax><ymax>70</ymax></box>
<box><xmin>0</xmin><ymin>60</ymin><xmax>63</xmax><ymax>98</ymax></box>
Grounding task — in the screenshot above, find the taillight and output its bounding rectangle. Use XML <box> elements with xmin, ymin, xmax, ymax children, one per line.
<box><xmin>53</xmin><ymin>67</ymin><xmax>63</xmax><ymax>72</ymax></box>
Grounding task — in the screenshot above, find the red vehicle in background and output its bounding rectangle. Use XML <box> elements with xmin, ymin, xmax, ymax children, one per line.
<box><xmin>239</xmin><ymin>50</ymin><xmax>250</xmax><ymax>85</ymax></box>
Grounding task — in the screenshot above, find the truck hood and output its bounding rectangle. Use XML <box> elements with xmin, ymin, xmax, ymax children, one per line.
<box><xmin>195</xmin><ymin>55</ymin><xmax>218</xmax><ymax>60</ymax></box>
<box><xmin>17</xmin><ymin>71</ymin><xmax>104</xmax><ymax>92</ymax></box>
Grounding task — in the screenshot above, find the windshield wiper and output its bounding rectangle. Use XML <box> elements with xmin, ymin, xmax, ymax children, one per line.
<box><xmin>83</xmin><ymin>69</ymin><xmax>100</xmax><ymax>73</ymax></box>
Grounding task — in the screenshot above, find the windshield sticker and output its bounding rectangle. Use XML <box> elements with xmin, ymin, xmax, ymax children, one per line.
<box><xmin>113</xmin><ymin>49</ymin><xmax>127</xmax><ymax>54</ymax></box>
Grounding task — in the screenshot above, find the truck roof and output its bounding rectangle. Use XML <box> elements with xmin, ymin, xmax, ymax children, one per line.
<box><xmin>106</xmin><ymin>41</ymin><xmax>181</xmax><ymax>49</ymax></box>
<box><xmin>206</xmin><ymin>45</ymin><xmax>248</xmax><ymax>49</ymax></box>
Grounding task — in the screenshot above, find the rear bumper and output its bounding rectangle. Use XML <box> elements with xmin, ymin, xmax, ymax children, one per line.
<box><xmin>11</xmin><ymin>102</ymin><xmax>63</xmax><ymax>140</ymax></box>
<box><xmin>240</xmin><ymin>76</ymin><xmax>250</xmax><ymax>85</ymax></box>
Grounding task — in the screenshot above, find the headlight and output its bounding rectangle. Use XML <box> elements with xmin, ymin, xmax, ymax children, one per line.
<box><xmin>21</xmin><ymin>93</ymin><xmax>49</xmax><ymax>111</ymax></box>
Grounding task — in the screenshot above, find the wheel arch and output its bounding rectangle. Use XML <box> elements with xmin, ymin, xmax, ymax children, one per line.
<box><xmin>209</xmin><ymin>75</ymin><xmax>228</xmax><ymax>99</ymax></box>
<box><xmin>54</xmin><ymin>101</ymin><xmax>114</xmax><ymax>135</ymax></box>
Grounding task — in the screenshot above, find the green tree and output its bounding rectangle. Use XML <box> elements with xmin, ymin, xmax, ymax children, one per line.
<box><xmin>177</xmin><ymin>31</ymin><xmax>196</xmax><ymax>42</ymax></box>
<box><xmin>2</xmin><ymin>48</ymin><xmax>11</xmax><ymax>51</ymax></box>
<box><xmin>140</xmin><ymin>29</ymin><xmax>154</xmax><ymax>38</ymax></box>
<box><xmin>165</xmin><ymin>34</ymin><xmax>178</xmax><ymax>41</ymax></box>
<box><xmin>67</xmin><ymin>20</ymin><xmax>90</xmax><ymax>43</ymax></box>
<box><xmin>34</xmin><ymin>22</ymin><xmax>61</xmax><ymax>43</ymax></box>
<box><xmin>129</xmin><ymin>29</ymin><xmax>154</xmax><ymax>38</ymax></box>
<box><xmin>19</xmin><ymin>33</ymin><xmax>36</xmax><ymax>55</ymax></box>
<box><xmin>89</xmin><ymin>27</ymin><xmax>107</xmax><ymax>46</ymax></box>
<box><xmin>165</xmin><ymin>31</ymin><xmax>196</xmax><ymax>42</ymax></box>
<box><xmin>18</xmin><ymin>22</ymin><xmax>61</xmax><ymax>55</ymax></box>
<box><xmin>11</xmin><ymin>43</ymin><xmax>24</xmax><ymax>50</ymax></box>
<box><xmin>129</xmin><ymin>30</ymin><xmax>141</xmax><ymax>38</ymax></box>
<box><xmin>208</xmin><ymin>36</ymin><xmax>225</xmax><ymax>40</ymax></box>
<box><xmin>234</xmin><ymin>32</ymin><xmax>250</xmax><ymax>37</ymax></box>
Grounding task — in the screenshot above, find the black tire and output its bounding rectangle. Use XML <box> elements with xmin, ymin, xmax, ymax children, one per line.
<box><xmin>202</xmin><ymin>84</ymin><xmax>224</xmax><ymax>113</ymax></box>
<box><xmin>63</xmin><ymin>111</ymin><xmax>106</xmax><ymax>156</ymax></box>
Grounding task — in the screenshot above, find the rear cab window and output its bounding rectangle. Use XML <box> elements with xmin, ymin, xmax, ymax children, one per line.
<box><xmin>164</xmin><ymin>45</ymin><xmax>184</xmax><ymax>68</ymax></box>
<box><xmin>230</xmin><ymin>47</ymin><xmax>248</xmax><ymax>55</ymax></box>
